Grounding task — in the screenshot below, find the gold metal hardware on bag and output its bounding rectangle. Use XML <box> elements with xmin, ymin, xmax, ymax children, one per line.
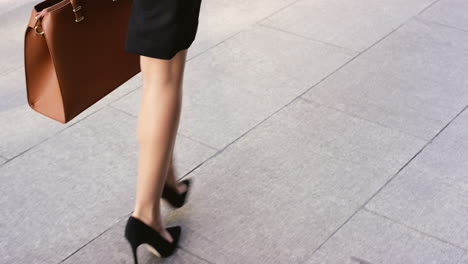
<box><xmin>34</xmin><ymin>16</ymin><xmax>45</xmax><ymax>35</ymax></box>
<box><xmin>34</xmin><ymin>25</ymin><xmax>45</xmax><ymax>35</ymax></box>
<box><xmin>72</xmin><ymin>5</ymin><xmax>84</xmax><ymax>22</ymax></box>
<box><xmin>72</xmin><ymin>5</ymin><xmax>82</xmax><ymax>12</ymax></box>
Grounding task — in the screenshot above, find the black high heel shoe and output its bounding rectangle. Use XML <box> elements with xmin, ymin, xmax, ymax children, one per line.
<box><xmin>162</xmin><ymin>178</ymin><xmax>192</xmax><ymax>208</ymax></box>
<box><xmin>124</xmin><ymin>215</ymin><xmax>181</xmax><ymax>264</ymax></box>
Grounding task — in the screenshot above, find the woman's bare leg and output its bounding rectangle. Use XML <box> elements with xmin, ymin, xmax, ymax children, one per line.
<box><xmin>131</xmin><ymin>49</ymin><xmax>188</xmax><ymax>245</ymax></box>
<box><xmin>165</xmin><ymin>154</ymin><xmax>188</xmax><ymax>194</ymax></box>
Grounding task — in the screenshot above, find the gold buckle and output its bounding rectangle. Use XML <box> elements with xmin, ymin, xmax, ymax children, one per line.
<box><xmin>75</xmin><ymin>16</ymin><xmax>84</xmax><ymax>22</ymax></box>
<box><xmin>72</xmin><ymin>5</ymin><xmax>82</xmax><ymax>12</ymax></box>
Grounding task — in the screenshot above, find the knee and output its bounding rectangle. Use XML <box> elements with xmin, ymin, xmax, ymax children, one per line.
<box><xmin>143</xmin><ymin>73</ymin><xmax>181</xmax><ymax>94</ymax></box>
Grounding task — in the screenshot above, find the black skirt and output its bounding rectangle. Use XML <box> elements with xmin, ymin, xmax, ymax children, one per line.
<box><xmin>124</xmin><ymin>0</ymin><xmax>202</xmax><ymax>60</ymax></box>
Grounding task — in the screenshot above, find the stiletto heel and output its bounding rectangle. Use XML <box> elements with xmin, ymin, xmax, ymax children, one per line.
<box><xmin>162</xmin><ymin>178</ymin><xmax>192</xmax><ymax>208</ymax></box>
<box><xmin>130</xmin><ymin>245</ymin><xmax>138</xmax><ymax>264</ymax></box>
<box><xmin>124</xmin><ymin>215</ymin><xmax>181</xmax><ymax>263</ymax></box>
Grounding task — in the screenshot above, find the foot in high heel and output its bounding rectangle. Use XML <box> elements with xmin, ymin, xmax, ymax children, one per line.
<box><xmin>162</xmin><ymin>178</ymin><xmax>192</xmax><ymax>208</ymax></box>
<box><xmin>124</xmin><ymin>215</ymin><xmax>181</xmax><ymax>264</ymax></box>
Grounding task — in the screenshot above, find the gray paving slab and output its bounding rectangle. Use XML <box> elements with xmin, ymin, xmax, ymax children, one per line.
<box><xmin>365</xmin><ymin>117</ymin><xmax>468</xmax><ymax>249</ymax></box>
<box><xmin>355</xmin><ymin>17</ymin><xmax>468</xmax><ymax>98</ymax></box>
<box><xmin>0</xmin><ymin>106</ymin><xmax>215</xmax><ymax>264</ymax></box>
<box><xmin>62</xmin><ymin>215</ymin><xmax>211</xmax><ymax>264</ymax></box>
<box><xmin>0</xmin><ymin>106</ymin><xmax>138</xmax><ymax>264</ymax></box>
<box><xmin>0</xmin><ymin>103</ymin><xmax>67</xmax><ymax>160</ymax></box>
<box><xmin>0</xmin><ymin>156</ymin><xmax>6</xmax><ymax>166</ymax></box>
<box><xmin>304</xmin><ymin>209</ymin><xmax>465</xmax><ymax>264</ymax></box>
<box><xmin>418</xmin><ymin>0</ymin><xmax>468</xmax><ymax>31</ymax></box>
<box><xmin>163</xmin><ymin>99</ymin><xmax>425</xmax><ymax>263</ymax></box>
<box><xmin>0</xmin><ymin>0</ymin><xmax>32</xmax><ymax>25</ymax></box>
<box><xmin>437</xmin><ymin>107</ymin><xmax>468</xmax><ymax>142</ymax></box>
<box><xmin>0</xmin><ymin>3</ymin><xmax>32</xmax><ymax>75</ymax></box>
<box><xmin>0</xmin><ymin>64</ymin><xmax>28</xmax><ymax>112</ymax></box>
<box><xmin>0</xmin><ymin>0</ymin><xmax>36</xmax><ymax>16</ymax></box>
<box><xmin>168</xmin><ymin>133</ymin><xmax>219</xmax><ymax>180</ymax></box>
<box><xmin>458</xmin><ymin>253</ymin><xmax>468</xmax><ymax>264</ymax></box>
<box><xmin>188</xmin><ymin>0</ymin><xmax>297</xmax><ymax>58</ymax></box>
<box><xmin>0</xmin><ymin>66</ymin><xmax>142</xmax><ymax>159</ymax></box>
<box><xmin>259</xmin><ymin>0</ymin><xmax>435</xmax><ymax>52</ymax></box>
<box><xmin>286</xmin><ymin>99</ymin><xmax>426</xmax><ymax>173</ymax></box>
<box><xmin>302</xmin><ymin>18</ymin><xmax>468</xmax><ymax>140</ymax></box>
<box><xmin>112</xmin><ymin>24</ymin><xmax>355</xmax><ymax>149</ymax></box>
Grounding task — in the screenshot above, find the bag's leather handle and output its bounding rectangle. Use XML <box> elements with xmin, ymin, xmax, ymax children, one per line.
<box><xmin>29</xmin><ymin>0</ymin><xmax>120</xmax><ymax>34</ymax></box>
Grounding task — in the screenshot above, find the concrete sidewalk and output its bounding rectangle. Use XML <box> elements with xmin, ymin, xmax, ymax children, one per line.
<box><xmin>1</xmin><ymin>0</ymin><xmax>468</xmax><ymax>263</ymax></box>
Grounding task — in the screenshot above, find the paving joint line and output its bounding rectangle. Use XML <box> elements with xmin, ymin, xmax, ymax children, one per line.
<box><xmin>300</xmin><ymin>102</ymin><xmax>468</xmax><ymax>263</ymax></box>
<box><xmin>57</xmin><ymin>216</ymin><xmax>125</xmax><ymax>263</ymax></box>
<box><xmin>414</xmin><ymin>16</ymin><xmax>468</xmax><ymax>34</ymax></box>
<box><xmin>2</xmin><ymin>83</ymin><xmax>141</xmax><ymax>167</ymax></box>
<box><xmin>177</xmin><ymin>4</ymin><xmax>419</xmax><ymax>191</ymax></box>
<box><xmin>104</xmin><ymin>82</ymin><xmax>143</xmax><ymax>108</ymax></box>
<box><xmin>0</xmin><ymin>106</ymin><xmax>105</xmax><ymax>166</ymax></box>
<box><xmin>416</xmin><ymin>0</ymin><xmax>443</xmax><ymax>16</ymax></box>
<box><xmin>254</xmin><ymin>0</ymin><xmax>303</xmax><ymax>26</ymax></box>
<box><xmin>299</xmin><ymin>97</ymin><xmax>429</xmax><ymax>142</ymax></box>
<box><xmin>107</xmin><ymin>103</ymin><xmax>138</xmax><ymax>119</ymax></box>
<box><xmin>56</xmin><ymin>202</ymin><xmax>214</xmax><ymax>263</ymax></box>
<box><xmin>199</xmin><ymin>99</ymin><xmax>420</xmax><ymax>178</ymax></box>
<box><xmin>175</xmin><ymin>133</ymin><xmax>219</xmax><ymax>151</ymax></box>
<box><xmin>179</xmin><ymin>47</ymin><xmax>388</xmax><ymax>182</ymax></box>
<box><xmin>186</xmin><ymin>30</ymin><xmax>245</xmax><ymax>62</ymax></box>
<box><xmin>296</xmin><ymin>0</ymin><xmax>450</xmax><ymax>262</ymax></box>
<box><xmin>291</xmin><ymin>22</ymin><xmax>405</xmax><ymax>105</ymax></box>
<box><xmin>187</xmin><ymin>0</ymin><xmax>304</xmax><ymax>63</ymax></box>
<box><xmin>257</xmin><ymin>23</ymin><xmax>359</xmax><ymax>54</ymax></box>
<box><xmin>253</xmin><ymin>0</ymin><xmax>359</xmax><ymax>53</ymax></box>
<box><xmin>362</xmin><ymin>207</ymin><xmax>467</xmax><ymax>251</ymax></box>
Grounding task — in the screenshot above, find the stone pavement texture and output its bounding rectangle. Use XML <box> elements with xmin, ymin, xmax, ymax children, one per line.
<box><xmin>1</xmin><ymin>0</ymin><xmax>468</xmax><ymax>263</ymax></box>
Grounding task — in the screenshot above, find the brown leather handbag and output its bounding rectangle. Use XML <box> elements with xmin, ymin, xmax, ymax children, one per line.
<box><xmin>24</xmin><ymin>0</ymin><xmax>140</xmax><ymax>124</ymax></box>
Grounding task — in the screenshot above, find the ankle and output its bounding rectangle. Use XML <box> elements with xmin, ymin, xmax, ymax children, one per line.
<box><xmin>165</xmin><ymin>177</ymin><xmax>178</xmax><ymax>190</ymax></box>
<box><xmin>165</xmin><ymin>180</ymin><xmax>177</xmax><ymax>190</ymax></box>
<box><xmin>131</xmin><ymin>210</ymin><xmax>164</xmax><ymax>231</ymax></box>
